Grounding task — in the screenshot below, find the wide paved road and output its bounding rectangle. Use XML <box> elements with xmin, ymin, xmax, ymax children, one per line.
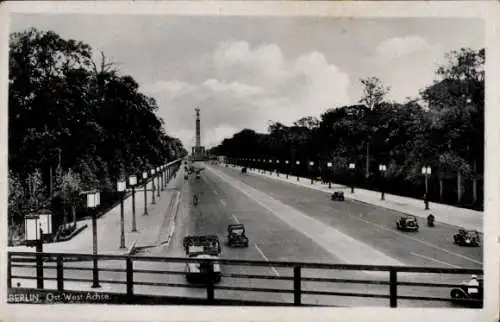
<box><xmin>10</xmin><ymin>162</ymin><xmax>482</xmax><ymax>307</ymax></box>
<box><xmin>135</xmin><ymin>162</ymin><xmax>482</xmax><ymax>307</ymax></box>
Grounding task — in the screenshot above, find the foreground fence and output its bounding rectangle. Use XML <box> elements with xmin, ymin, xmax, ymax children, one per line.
<box><xmin>7</xmin><ymin>252</ymin><xmax>483</xmax><ymax>307</ymax></box>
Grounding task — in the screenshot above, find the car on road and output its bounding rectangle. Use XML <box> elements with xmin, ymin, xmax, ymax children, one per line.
<box><xmin>183</xmin><ymin>235</ymin><xmax>222</xmax><ymax>283</ymax></box>
<box><xmin>226</xmin><ymin>224</ymin><xmax>249</xmax><ymax>247</ymax></box>
<box><xmin>396</xmin><ymin>215</ymin><xmax>419</xmax><ymax>232</ymax></box>
<box><xmin>330</xmin><ymin>191</ymin><xmax>345</xmax><ymax>201</ymax></box>
<box><xmin>453</xmin><ymin>229</ymin><xmax>480</xmax><ymax>247</ymax></box>
<box><xmin>450</xmin><ymin>276</ymin><xmax>483</xmax><ymax>306</ymax></box>
<box><xmin>195</xmin><ymin>171</ymin><xmax>201</xmax><ymax>180</ymax></box>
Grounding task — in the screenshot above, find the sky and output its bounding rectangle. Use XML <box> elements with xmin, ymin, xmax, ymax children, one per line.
<box><xmin>10</xmin><ymin>14</ymin><xmax>484</xmax><ymax>151</ymax></box>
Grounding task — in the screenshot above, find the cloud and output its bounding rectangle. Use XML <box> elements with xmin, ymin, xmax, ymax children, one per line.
<box><xmin>147</xmin><ymin>41</ymin><xmax>351</xmax><ymax>149</ymax></box>
<box><xmin>375</xmin><ymin>36</ymin><xmax>430</xmax><ymax>59</ymax></box>
<box><xmin>369</xmin><ymin>36</ymin><xmax>446</xmax><ymax>102</ymax></box>
<box><xmin>142</xmin><ymin>80</ymin><xmax>195</xmax><ymax>98</ymax></box>
<box><xmin>202</xmin><ymin>79</ymin><xmax>264</xmax><ymax>99</ymax></box>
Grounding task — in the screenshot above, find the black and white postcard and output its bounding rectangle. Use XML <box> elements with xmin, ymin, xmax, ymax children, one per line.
<box><xmin>1</xmin><ymin>1</ymin><xmax>499</xmax><ymax>322</ymax></box>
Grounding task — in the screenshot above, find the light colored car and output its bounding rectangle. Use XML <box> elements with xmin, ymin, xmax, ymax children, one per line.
<box><xmin>183</xmin><ymin>237</ymin><xmax>222</xmax><ymax>283</ymax></box>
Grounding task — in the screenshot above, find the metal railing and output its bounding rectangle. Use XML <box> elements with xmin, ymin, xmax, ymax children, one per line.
<box><xmin>7</xmin><ymin>251</ymin><xmax>483</xmax><ymax>307</ymax></box>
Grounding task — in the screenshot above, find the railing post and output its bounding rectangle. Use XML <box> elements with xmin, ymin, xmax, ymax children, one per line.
<box><xmin>7</xmin><ymin>253</ymin><xmax>12</xmax><ymax>289</ymax></box>
<box><xmin>206</xmin><ymin>262</ymin><xmax>215</xmax><ymax>303</ymax></box>
<box><xmin>126</xmin><ymin>257</ymin><xmax>134</xmax><ymax>299</ymax></box>
<box><xmin>389</xmin><ymin>269</ymin><xmax>398</xmax><ymax>308</ymax></box>
<box><xmin>36</xmin><ymin>239</ymin><xmax>44</xmax><ymax>289</ymax></box>
<box><xmin>57</xmin><ymin>255</ymin><xmax>64</xmax><ymax>291</ymax></box>
<box><xmin>294</xmin><ymin>266</ymin><xmax>301</xmax><ymax>306</ymax></box>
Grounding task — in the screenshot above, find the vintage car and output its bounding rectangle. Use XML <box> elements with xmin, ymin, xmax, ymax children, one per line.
<box><xmin>183</xmin><ymin>235</ymin><xmax>222</xmax><ymax>283</ymax></box>
<box><xmin>396</xmin><ymin>215</ymin><xmax>419</xmax><ymax>232</ymax></box>
<box><xmin>226</xmin><ymin>224</ymin><xmax>249</xmax><ymax>247</ymax></box>
<box><xmin>195</xmin><ymin>171</ymin><xmax>201</xmax><ymax>180</ymax></box>
<box><xmin>453</xmin><ymin>229</ymin><xmax>480</xmax><ymax>247</ymax></box>
<box><xmin>331</xmin><ymin>191</ymin><xmax>345</xmax><ymax>201</ymax></box>
<box><xmin>450</xmin><ymin>276</ymin><xmax>483</xmax><ymax>307</ymax></box>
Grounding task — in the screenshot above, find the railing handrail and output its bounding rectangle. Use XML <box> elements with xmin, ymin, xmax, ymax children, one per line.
<box><xmin>8</xmin><ymin>251</ymin><xmax>483</xmax><ymax>274</ymax></box>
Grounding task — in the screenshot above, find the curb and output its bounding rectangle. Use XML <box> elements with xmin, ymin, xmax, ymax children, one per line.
<box><xmin>55</xmin><ymin>224</ymin><xmax>89</xmax><ymax>242</ymax></box>
<box><xmin>160</xmin><ymin>190</ymin><xmax>182</xmax><ymax>248</ymax></box>
<box><xmin>129</xmin><ymin>177</ymin><xmax>183</xmax><ymax>255</ymax></box>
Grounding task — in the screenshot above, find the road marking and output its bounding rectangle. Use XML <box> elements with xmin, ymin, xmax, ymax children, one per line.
<box><xmin>331</xmin><ymin>207</ymin><xmax>483</xmax><ymax>265</ymax></box>
<box><xmin>410</xmin><ymin>252</ymin><xmax>461</xmax><ymax>268</ymax></box>
<box><xmin>220</xmin><ymin>200</ymin><xmax>226</xmax><ymax>207</ymax></box>
<box><xmin>231</xmin><ymin>214</ymin><xmax>240</xmax><ymax>223</ymax></box>
<box><xmin>254</xmin><ymin>245</ymin><xmax>280</xmax><ymax>277</ymax></box>
<box><xmin>209</xmin><ymin>166</ymin><xmax>482</xmax><ymax>267</ymax></box>
<box><xmin>208</xmin><ymin>167</ymin><xmax>402</xmax><ymax>267</ymax></box>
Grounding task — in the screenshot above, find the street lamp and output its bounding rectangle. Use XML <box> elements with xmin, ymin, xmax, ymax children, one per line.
<box><xmin>285</xmin><ymin>160</ymin><xmax>289</xmax><ymax>179</ymax></box>
<box><xmin>117</xmin><ymin>178</ymin><xmax>126</xmax><ymax>248</ymax></box>
<box><xmin>276</xmin><ymin>160</ymin><xmax>280</xmax><ymax>177</ymax></box>
<box><xmin>327</xmin><ymin>162</ymin><xmax>333</xmax><ymax>189</ymax></box>
<box><xmin>422</xmin><ymin>166</ymin><xmax>432</xmax><ymax>210</ymax></box>
<box><xmin>156</xmin><ymin>167</ymin><xmax>161</xmax><ymax>198</ymax></box>
<box><xmin>159</xmin><ymin>166</ymin><xmax>164</xmax><ymax>191</ymax></box>
<box><xmin>379</xmin><ymin>164</ymin><xmax>387</xmax><ymax>200</ymax></box>
<box><xmin>142</xmin><ymin>171</ymin><xmax>149</xmax><ymax>216</ymax></box>
<box><xmin>24</xmin><ymin>214</ymin><xmax>43</xmax><ymax>288</ymax></box>
<box><xmin>86</xmin><ymin>190</ymin><xmax>101</xmax><ymax>288</ymax></box>
<box><xmin>349</xmin><ymin>163</ymin><xmax>356</xmax><ymax>193</ymax></box>
<box><xmin>296</xmin><ymin>161</ymin><xmax>301</xmax><ymax>181</ymax></box>
<box><xmin>129</xmin><ymin>175</ymin><xmax>138</xmax><ymax>232</ymax></box>
<box><xmin>151</xmin><ymin>169</ymin><xmax>156</xmax><ymax>205</ymax></box>
<box><xmin>309</xmin><ymin>161</ymin><xmax>314</xmax><ymax>184</ymax></box>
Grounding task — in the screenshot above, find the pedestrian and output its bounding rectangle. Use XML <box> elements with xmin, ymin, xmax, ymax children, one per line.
<box><xmin>468</xmin><ymin>275</ymin><xmax>479</xmax><ymax>295</ymax></box>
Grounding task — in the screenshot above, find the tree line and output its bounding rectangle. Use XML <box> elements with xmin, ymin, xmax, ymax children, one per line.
<box><xmin>210</xmin><ymin>48</ymin><xmax>484</xmax><ymax>211</ymax></box>
<box><xmin>8</xmin><ymin>28</ymin><xmax>187</xmax><ymax>243</ymax></box>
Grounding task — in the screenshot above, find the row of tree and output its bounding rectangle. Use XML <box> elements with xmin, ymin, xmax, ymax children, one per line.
<box><xmin>8</xmin><ymin>28</ymin><xmax>187</xmax><ymax>243</ymax></box>
<box><xmin>210</xmin><ymin>48</ymin><xmax>484</xmax><ymax>210</ymax></box>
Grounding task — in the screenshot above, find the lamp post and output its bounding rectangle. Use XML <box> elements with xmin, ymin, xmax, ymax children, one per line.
<box><xmin>349</xmin><ymin>163</ymin><xmax>356</xmax><ymax>193</ymax></box>
<box><xmin>129</xmin><ymin>175</ymin><xmax>138</xmax><ymax>232</ymax></box>
<box><xmin>156</xmin><ymin>167</ymin><xmax>161</xmax><ymax>198</ymax></box>
<box><xmin>276</xmin><ymin>160</ymin><xmax>280</xmax><ymax>177</ymax></box>
<box><xmin>117</xmin><ymin>178</ymin><xmax>126</xmax><ymax>248</ymax></box>
<box><xmin>327</xmin><ymin>162</ymin><xmax>333</xmax><ymax>189</ymax></box>
<box><xmin>160</xmin><ymin>166</ymin><xmax>164</xmax><ymax>191</ymax></box>
<box><xmin>151</xmin><ymin>169</ymin><xmax>156</xmax><ymax>205</ymax></box>
<box><xmin>142</xmin><ymin>171</ymin><xmax>149</xmax><ymax>216</ymax></box>
<box><xmin>422</xmin><ymin>166</ymin><xmax>432</xmax><ymax>210</ymax></box>
<box><xmin>379</xmin><ymin>164</ymin><xmax>387</xmax><ymax>200</ymax></box>
<box><xmin>86</xmin><ymin>191</ymin><xmax>101</xmax><ymax>288</ymax></box>
<box><xmin>296</xmin><ymin>161</ymin><xmax>300</xmax><ymax>181</ymax></box>
<box><xmin>285</xmin><ymin>160</ymin><xmax>289</xmax><ymax>179</ymax></box>
<box><xmin>309</xmin><ymin>161</ymin><xmax>314</xmax><ymax>184</ymax></box>
<box><xmin>25</xmin><ymin>214</ymin><xmax>45</xmax><ymax>288</ymax></box>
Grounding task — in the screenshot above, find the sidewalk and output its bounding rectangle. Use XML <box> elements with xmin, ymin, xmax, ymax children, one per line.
<box><xmin>7</xmin><ymin>169</ymin><xmax>184</xmax><ymax>255</ymax></box>
<box><xmin>224</xmin><ymin>164</ymin><xmax>483</xmax><ymax>233</ymax></box>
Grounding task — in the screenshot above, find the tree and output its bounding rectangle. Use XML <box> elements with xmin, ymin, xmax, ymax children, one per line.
<box><xmin>59</xmin><ymin>169</ymin><xmax>83</xmax><ymax>227</ymax></box>
<box><xmin>359</xmin><ymin>76</ymin><xmax>391</xmax><ymax>110</ymax></box>
<box><xmin>358</xmin><ymin>77</ymin><xmax>391</xmax><ymax>178</ymax></box>
<box><xmin>420</xmin><ymin>48</ymin><xmax>484</xmax><ymax>204</ymax></box>
<box><xmin>8</xmin><ymin>28</ymin><xmax>188</xmax><ymax>236</ymax></box>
